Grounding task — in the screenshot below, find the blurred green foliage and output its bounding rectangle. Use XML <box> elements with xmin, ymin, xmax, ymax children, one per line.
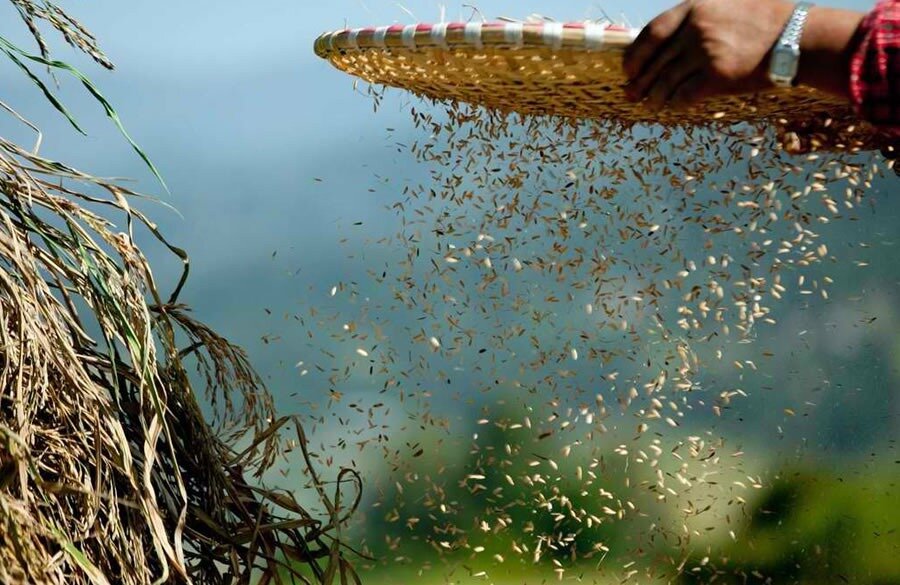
<box><xmin>358</xmin><ymin>401</ymin><xmax>673</xmax><ymax>568</ymax></box>
<box><xmin>681</xmin><ymin>466</ymin><xmax>900</xmax><ymax>584</ymax></box>
<box><xmin>351</xmin><ymin>459</ymin><xmax>899</xmax><ymax>583</ymax></box>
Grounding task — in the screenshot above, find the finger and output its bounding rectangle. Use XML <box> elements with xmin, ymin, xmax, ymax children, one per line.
<box><xmin>623</xmin><ymin>1</ymin><xmax>692</xmax><ymax>81</ymax></box>
<box><xmin>668</xmin><ymin>70</ymin><xmax>711</xmax><ymax>109</ymax></box>
<box><xmin>623</xmin><ymin>4</ymin><xmax>691</xmax><ymax>79</ymax></box>
<box><xmin>626</xmin><ymin>31</ymin><xmax>690</xmax><ymax>101</ymax></box>
<box><xmin>647</xmin><ymin>62</ymin><xmax>703</xmax><ymax>109</ymax></box>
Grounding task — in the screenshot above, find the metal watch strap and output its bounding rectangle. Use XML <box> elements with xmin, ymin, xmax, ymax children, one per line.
<box><xmin>780</xmin><ymin>2</ymin><xmax>812</xmax><ymax>52</ymax></box>
<box><xmin>769</xmin><ymin>2</ymin><xmax>813</xmax><ymax>88</ymax></box>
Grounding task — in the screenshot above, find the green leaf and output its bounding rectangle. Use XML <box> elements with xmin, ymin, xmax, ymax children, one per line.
<box><xmin>50</xmin><ymin>527</ymin><xmax>111</xmax><ymax>585</ymax></box>
<box><xmin>0</xmin><ymin>35</ymin><xmax>168</xmax><ymax>193</ymax></box>
<box><xmin>0</xmin><ymin>43</ymin><xmax>85</xmax><ymax>135</ymax></box>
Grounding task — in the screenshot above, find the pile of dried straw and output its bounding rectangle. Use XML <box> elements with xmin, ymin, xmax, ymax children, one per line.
<box><xmin>0</xmin><ymin>3</ymin><xmax>359</xmax><ymax>584</ymax></box>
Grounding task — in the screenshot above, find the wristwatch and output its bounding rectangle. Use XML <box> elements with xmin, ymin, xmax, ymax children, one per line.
<box><xmin>769</xmin><ymin>2</ymin><xmax>814</xmax><ymax>88</ymax></box>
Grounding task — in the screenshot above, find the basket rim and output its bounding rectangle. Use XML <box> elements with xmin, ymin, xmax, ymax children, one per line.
<box><xmin>314</xmin><ymin>21</ymin><xmax>640</xmax><ymax>58</ymax></box>
<box><xmin>312</xmin><ymin>20</ymin><xmax>857</xmax><ymax>127</ymax></box>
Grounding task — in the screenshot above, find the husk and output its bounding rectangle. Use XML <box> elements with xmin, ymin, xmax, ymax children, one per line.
<box><xmin>0</xmin><ymin>3</ymin><xmax>360</xmax><ymax>584</ymax></box>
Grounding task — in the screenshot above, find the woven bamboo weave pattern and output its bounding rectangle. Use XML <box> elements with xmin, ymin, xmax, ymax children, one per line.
<box><xmin>314</xmin><ymin>22</ymin><xmax>854</xmax><ymax>126</ymax></box>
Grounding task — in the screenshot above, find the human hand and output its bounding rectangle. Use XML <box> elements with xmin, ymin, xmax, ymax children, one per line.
<box><xmin>623</xmin><ymin>0</ymin><xmax>796</xmax><ymax>108</ymax></box>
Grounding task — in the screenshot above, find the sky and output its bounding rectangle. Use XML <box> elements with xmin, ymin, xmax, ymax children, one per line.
<box><xmin>0</xmin><ymin>0</ymin><xmax>888</xmax><ymax>424</ymax></box>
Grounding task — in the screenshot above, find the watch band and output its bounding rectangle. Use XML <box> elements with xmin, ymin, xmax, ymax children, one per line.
<box><xmin>780</xmin><ymin>2</ymin><xmax>813</xmax><ymax>50</ymax></box>
<box><xmin>769</xmin><ymin>2</ymin><xmax>814</xmax><ymax>88</ymax></box>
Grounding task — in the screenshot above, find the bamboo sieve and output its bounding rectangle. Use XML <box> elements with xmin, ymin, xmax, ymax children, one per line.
<box><xmin>313</xmin><ymin>21</ymin><xmax>854</xmax><ymax>127</ymax></box>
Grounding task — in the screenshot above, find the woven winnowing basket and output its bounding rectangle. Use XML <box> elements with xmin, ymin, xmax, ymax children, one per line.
<box><xmin>314</xmin><ymin>21</ymin><xmax>854</xmax><ymax>127</ymax></box>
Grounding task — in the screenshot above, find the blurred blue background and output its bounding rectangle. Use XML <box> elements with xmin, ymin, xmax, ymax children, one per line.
<box><xmin>0</xmin><ymin>0</ymin><xmax>880</xmax><ymax>361</ymax></box>
<box><xmin>0</xmin><ymin>0</ymin><xmax>882</xmax><ymax>393</ymax></box>
<box><xmin>0</xmin><ymin>1</ymin><xmax>896</xmax><ymax>582</ymax></box>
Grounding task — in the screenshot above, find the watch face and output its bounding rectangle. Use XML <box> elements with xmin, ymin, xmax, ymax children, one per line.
<box><xmin>772</xmin><ymin>49</ymin><xmax>798</xmax><ymax>78</ymax></box>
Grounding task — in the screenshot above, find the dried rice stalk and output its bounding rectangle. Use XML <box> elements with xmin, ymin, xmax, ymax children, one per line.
<box><xmin>0</xmin><ymin>3</ymin><xmax>360</xmax><ymax>584</ymax></box>
<box><xmin>8</xmin><ymin>0</ymin><xmax>112</xmax><ymax>69</ymax></box>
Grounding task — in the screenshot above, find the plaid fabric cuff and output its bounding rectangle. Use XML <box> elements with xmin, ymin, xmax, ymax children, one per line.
<box><xmin>850</xmin><ymin>0</ymin><xmax>900</xmax><ymax>135</ymax></box>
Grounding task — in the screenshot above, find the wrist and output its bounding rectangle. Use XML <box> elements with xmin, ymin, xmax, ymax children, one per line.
<box><xmin>796</xmin><ymin>6</ymin><xmax>866</xmax><ymax>97</ymax></box>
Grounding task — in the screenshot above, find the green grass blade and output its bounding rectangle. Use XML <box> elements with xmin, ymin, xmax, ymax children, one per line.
<box><xmin>0</xmin><ymin>41</ymin><xmax>85</xmax><ymax>135</ymax></box>
<box><xmin>0</xmin><ymin>35</ymin><xmax>168</xmax><ymax>193</ymax></box>
<box><xmin>51</xmin><ymin>528</ymin><xmax>112</xmax><ymax>585</ymax></box>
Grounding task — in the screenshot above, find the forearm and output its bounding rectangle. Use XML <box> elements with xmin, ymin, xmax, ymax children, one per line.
<box><xmin>796</xmin><ymin>6</ymin><xmax>867</xmax><ymax>98</ymax></box>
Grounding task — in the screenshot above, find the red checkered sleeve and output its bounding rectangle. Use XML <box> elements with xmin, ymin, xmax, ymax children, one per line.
<box><xmin>850</xmin><ymin>0</ymin><xmax>900</xmax><ymax>134</ymax></box>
